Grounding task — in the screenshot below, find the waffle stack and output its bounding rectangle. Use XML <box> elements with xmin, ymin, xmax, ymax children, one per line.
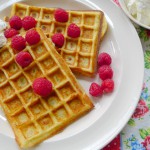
<box><xmin>0</xmin><ymin>28</ymin><xmax>93</xmax><ymax>148</ymax></box>
<box><xmin>9</xmin><ymin>3</ymin><xmax>108</xmax><ymax>76</ymax></box>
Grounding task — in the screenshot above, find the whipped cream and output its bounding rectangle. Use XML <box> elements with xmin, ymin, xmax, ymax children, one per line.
<box><xmin>0</xmin><ymin>33</ymin><xmax>7</xmax><ymax>48</ymax></box>
<box><xmin>0</xmin><ymin>19</ymin><xmax>7</xmax><ymax>32</ymax></box>
<box><xmin>127</xmin><ymin>0</ymin><xmax>150</xmax><ymax>26</ymax></box>
<box><xmin>0</xmin><ymin>19</ymin><xmax>7</xmax><ymax>48</ymax></box>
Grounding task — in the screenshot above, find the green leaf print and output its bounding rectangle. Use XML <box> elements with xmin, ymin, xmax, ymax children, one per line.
<box><xmin>139</xmin><ymin>129</ymin><xmax>149</xmax><ymax>139</ymax></box>
<box><xmin>138</xmin><ymin>27</ymin><xmax>149</xmax><ymax>42</ymax></box>
<box><xmin>146</xmin><ymin>128</ymin><xmax>150</xmax><ymax>134</ymax></box>
<box><xmin>147</xmin><ymin>97</ymin><xmax>150</xmax><ymax>102</ymax></box>
<box><xmin>148</xmin><ymin>104</ymin><xmax>150</xmax><ymax>109</ymax></box>
<box><xmin>145</xmin><ymin>51</ymin><xmax>150</xmax><ymax>69</ymax></box>
<box><xmin>124</xmin><ymin>140</ymin><xmax>131</xmax><ymax>149</ymax></box>
<box><xmin>144</xmin><ymin>87</ymin><xmax>148</xmax><ymax>93</ymax></box>
<box><xmin>128</xmin><ymin>119</ymin><xmax>136</xmax><ymax>126</ymax></box>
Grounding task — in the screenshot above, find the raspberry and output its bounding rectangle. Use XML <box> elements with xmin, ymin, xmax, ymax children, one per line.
<box><xmin>11</xmin><ymin>35</ymin><xmax>26</xmax><ymax>51</ymax></box>
<box><xmin>54</xmin><ymin>8</ymin><xmax>69</xmax><ymax>22</ymax></box>
<box><xmin>67</xmin><ymin>23</ymin><xmax>80</xmax><ymax>38</ymax></box>
<box><xmin>25</xmin><ymin>29</ymin><xmax>40</xmax><ymax>45</ymax></box>
<box><xmin>15</xmin><ymin>51</ymin><xmax>33</xmax><ymax>68</ymax></box>
<box><xmin>51</xmin><ymin>33</ymin><xmax>65</xmax><ymax>48</ymax></box>
<box><xmin>101</xmin><ymin>79</ymin><xmax>114</xmax><ymax>93</ymax></box>
<box><xmin>89</xmin><ymin>82</ymin><xmax>103</xmax><ymax>97</ymax></box>
<box><xmin>32</xmin><ymin>78</ymin><xmax>53</xmax><ymax>97</ymax></box>
<box><xmin>98</xmin><ymin>52</ymin><xmax>112</xmax><ymax>66</ymax></box>
<box><xmin>22</xmin><ymin>16</ymin><xmax>37</xmax><ymax>30</ymax></box>
<box><xmin>98</xmin><ymin>65</ymin><xmax>113</xmax><ymax>80</ymax></box>
<box><xmin>9</xmin><ymin>16</ymin><xmax>22</xmax><ymax>30</ymax></box>
<box><xmin>4</xmin><ymin>28</ymin><xmax>19</xmax><ymax>38</ymax></box>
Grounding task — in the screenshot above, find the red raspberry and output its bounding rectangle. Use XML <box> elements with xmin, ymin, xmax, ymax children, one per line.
<box><xmin>89</xmin><ymin>82</ymin><xmax>103</xmax><ymax>97</ymax></box>
<box><xmin>15</xmin><ymin>51</ymin><xmax>33</xmax><ymax>68</ymax></box>
<box><xmin>67</xmin><ymin>23</ymin><xmax>80</xmax><ymax>38</ymax></box>
<box><xmin>4</xmin><ymin>28</ymin><xmax>19</xmax><ymax>38</ymax></box>
<box><xmin>32</xmin><ymin>78</ymin><xmax>53</xmax><ymax>97</ymax></box>
<box><xmin>101</xmin><ymin>79</ymin><xmax>114</xmax><ymax>93</ymax></box>
<box><xmin>51</xmin><ymin>33</ymin><xmax>65</xmax><ymax>48</ymax></box>
<box><xmin>11</xmin><ymin>35</ymin><xmax>26</xmax><ymax>51</ymax></box>
<box><xmin>54</xmin><ymin>8</ymin><xmax>69</xmax><ymax>22</ymax></box>
<box><xmin>98</xmin><ymin>65</ymin><xmax>113</xmax><ymax>80</ymax></box>
<box><xmin>22</xmin><ymin>16</ymin><xmax>37</xmax><ymax>30</ymax></box>
<box><xmin>9</xmin><ymin>16</ymin><xmax>22</xmax><ymax>30</ymax></box>
<box><xmin>98</xmin><ymin>52</ymin><xmax>112</xmax><ymax>66</ymax></box>
<box><xmin>25</xmin><ymin>29</ymin><xmax>40</xmax><ymax>45</ymax></box>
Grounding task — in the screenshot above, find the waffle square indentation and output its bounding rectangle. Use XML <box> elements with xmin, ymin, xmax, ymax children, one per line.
<box><xmin>78</xmin><ymin>55</ymin><xmax>90</xmax><ymax>69</ymax></box>
<box><xmin>25</xmin><ymin>65</ymin><xmax>42</xmax><ymax>82</ymax></box>
<box><xmin>22</xmin><ymin>123</ymin><xmax>38</xmax><ymax>139</ymax></box>
<box><xmin>0</xmin><ymin>49</ymin><xmax>12</xmax><ymax>65</ymax></box>
<box><xmin>15</xmin><ymin>5</ymin><xmax>27</xmax><ymax>18</ymax></box>
<box><xmin>62</xmin><ymin>53</ymin><xmax>76</xmax><ymax>66</ymax></box>
<box><xmin>45</xmin><ymin>92</ymin><xmax>61</xmax><ymax>108</ymax></box>
<box><xmin>37</xmin><ymin>114</ymin><xmax>53</xmax><ymax>130</ymax></box>
<box><xmin>29</xmin><ymin>100</ymin><xmax>46</xmax><ymax>117</ymax></box>
<box><xmin>68</xmin><ymin>97</ymin><xmax>84</xmax><ymax>113</ymax></box>
<box><xmin>12</xmin><ymin>75</ymin><xmax>29</xmax><ymax>90</ymax></box>
<box><xmin>40</xmin><ymin>21</ymin><xmax>51</xmax><ymax>34</ymax></box>
<box><xmin>84</xmin><ymin>15</ymin><xmax>95</xmax><ymax>26</ymax></box>
<box><xmin>70</xmin><ymin>13</ymin><xmax>82</xmax><ymax>25</ymax></box>
<box><xmin>53</xmin><ymin>106</ymin><xmax>68</xmax><ymax>121</ymax></box>
<box><xmin>14</xmin><ymin>110</ymin><xmax>30</xmax><ymax>125</ymax></box>
<box><xmin>57</xmin><ymin>82</ymin><xmax>75</xmax><ymax>100</ymax></box>
<box><xmin>65</xmin><ymin>38</ymin><xmax>78</xmax><ymax>52</ymax></box>
<box><xmin>32</xmin><ymin>43</ymin><xmax>48</xmax><ymax>58</ymax></box>
<box><xmin>80</xmin><ymin>41</ymin><xmax>92</xmax><ymax>53</ymax></box>
<box><xmin>4</xmin><ymin>61</ymin><xmax>20</xmax><ymax>77</ymax></box>
<box><xmin>48</xmin><ymin>69</ymin><xmax>66</xmax><ymax>86</ymax></box>
<box><xmin>0</xmin><ymin>83</ymin><xmax>15</xmax><ymax>100</ymax></box>
<box><xmin>5</xmin><ymin>96</ymin><xmax>23</xmax><ymax>113</ymax></box>
<box><xmin>42</xmin><ymin>9</ymin><xmax>54</xmax><ymax>20</ymax></box>
<box><xmin>21</xmin><ymin>88</ymin><xmax>38</xmax><ymax>104</ymax></box>
<box><xmin>0</xmin><ymin>70</ymin><xmax>6</xmax><ymax>84</ymax></box>
<box><xmin>39</xmin><ymin>55</ymin><xmax>57</xmax><ymax>71</ymax></box>
<box><xmin>82</xmin><ymin>28</ymin><xmax>94</xmax><ymax>39</ymax></box>
<box><xmin>54</xmin><ymin>23</ymin><xmax>66</xmax><ymax>34</ymax></box>
<box><xmin>29</xmin><ymin>7</ymin><xmax>41</xmax><ymax>19</ymax></box>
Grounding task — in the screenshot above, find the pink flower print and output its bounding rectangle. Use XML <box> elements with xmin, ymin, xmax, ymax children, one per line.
<box><xmin>103</xmin><ymin>135</ymin><xmax>121</xmax><ymax>150</ymax></box>
<box><xmin>142</xmin><ymin>83</ymin><xmax>146</xmax><ymax>90</ymax></box>
<box><xmin>132</xmin><ymin>100</ymin><xmax>149</xmax><ymax>118</ymax></box>
<box><xmin>142</xmin><ymin>135</ymin><xmax>150</xmax><ymax>150</ymax></box>
<box><xmin>147</xmin><ymin>30</ymin><xmax>150</xmax><ymax>38</ymax></box>
<box><xmin>113</xmin><ymin>0</ymin><xmax>120</xmax><ymax>6</ymax></box>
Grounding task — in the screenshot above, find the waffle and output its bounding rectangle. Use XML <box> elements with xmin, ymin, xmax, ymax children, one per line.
<box><xmin>8</xmin><ymin>3</ymin><xmax>108</xmax><ymax>77</ymax></box>
<box><xmin>0</xmin><ymin>28</ymin><xmax>94</xmax><ymax>148</ymax></box>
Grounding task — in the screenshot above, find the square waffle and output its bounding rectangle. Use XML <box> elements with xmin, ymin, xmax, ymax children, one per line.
<box><xmin>8</xmin><ymin>3</ymin><xmax>108</xmax><ymax>77</ymax></box>
<box><xmin>0</xmin><ymin>28</ymin><xmax>93</xmax><ymax>148</ymax></box>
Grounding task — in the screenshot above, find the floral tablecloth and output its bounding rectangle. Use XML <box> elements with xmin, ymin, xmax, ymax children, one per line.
<box><xmin>103</xmin><ymin>1</ymin><xmax>150</xmax><ymax>150</ymax></box>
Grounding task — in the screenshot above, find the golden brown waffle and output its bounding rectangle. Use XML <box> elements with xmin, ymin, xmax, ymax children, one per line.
<box><xmin>0</xmin><ymin>28</ymin><xmax>93</xmax><ymax>148</ymax></box>
<box><xmin>9</xmin><ymin>3</ymin><xmax>108</xmax><ymax>77</ymax></box>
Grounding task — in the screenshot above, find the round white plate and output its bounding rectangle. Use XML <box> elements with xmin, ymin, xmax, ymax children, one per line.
<box><xmin>0</xmin><ymin>0</ymin><xmax>144</xmax><ymax>149</ymax></box>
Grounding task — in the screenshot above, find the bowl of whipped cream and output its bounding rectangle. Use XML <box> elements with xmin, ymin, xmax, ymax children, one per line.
<box><xmin>119</xmin><ymin>0</ymin><xmax>150</xmax><ymax>30</ymax></box>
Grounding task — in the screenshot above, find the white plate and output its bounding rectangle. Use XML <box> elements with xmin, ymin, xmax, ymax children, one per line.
<box><xmin>119</xmin><ymin>0</ymin><xmax>150</xmax><ymax>30</ymax></box>
<box><xmin>0</xmin><ymin>0</ymin><xmax>144</xmax><ymax>149</ymax></box>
